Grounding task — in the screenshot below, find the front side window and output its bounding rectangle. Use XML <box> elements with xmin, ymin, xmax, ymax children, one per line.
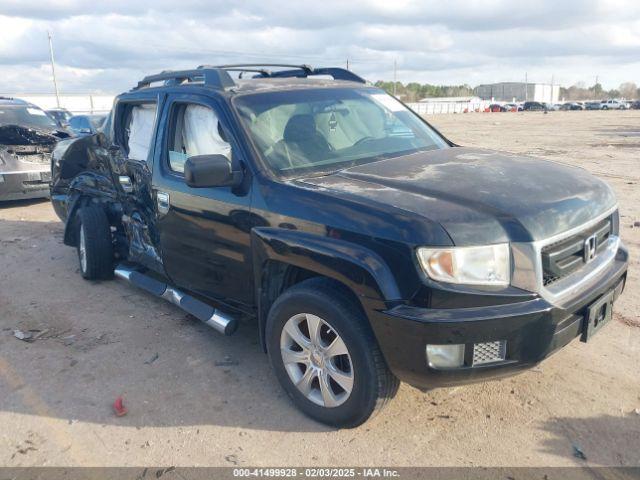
<box><xmin>234</xmin><ymin>87</ymin><xmax>448</xmax><ymax>177</ymax></box>
<box><xmin>167</xmin><ymin>103</ymin><xmax>231</xmax><ymax>173</ymax></box>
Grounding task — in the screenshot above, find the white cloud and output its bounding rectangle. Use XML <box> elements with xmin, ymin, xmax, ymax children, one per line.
<box><xmin>0</xmin><ymin>1</ymin><xmax>639</xmax><ymax>93</ymax></box>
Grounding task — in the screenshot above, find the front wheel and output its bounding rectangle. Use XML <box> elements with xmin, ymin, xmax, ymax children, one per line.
<box><xmin>266</xmin><ymin>278</ymin><xmax>399</xmax><ymax>428</ymax></box>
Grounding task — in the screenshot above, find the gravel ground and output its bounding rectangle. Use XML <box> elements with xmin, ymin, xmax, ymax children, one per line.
<box><xmin>0</xmin><ymin>110</ymin><xmax>638</xmax><ymax>467</ymax></box>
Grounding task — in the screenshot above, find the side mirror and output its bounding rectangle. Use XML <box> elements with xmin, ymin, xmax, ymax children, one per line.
<box><xmin>184</xmin><ymin>154</ymin><xmax>242</xmax><ymax>188</ymax></box>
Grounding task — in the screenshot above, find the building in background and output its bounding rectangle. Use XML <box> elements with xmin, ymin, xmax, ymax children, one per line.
<box><xmin>0</xmin><ymin>93</ymin><xmax>115</xmax><ymax>115</ymax></box>
<box><xmin>474</xmin><ymin>82</ymin><xmax>560</xmax><ymax>104</ymax></box>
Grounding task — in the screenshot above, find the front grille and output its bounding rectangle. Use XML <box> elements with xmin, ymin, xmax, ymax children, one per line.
<box><xmin>472</xmin><ymin>341</ymin><xmax>507</xmax><ymax>365</ymax></box>
<box><xmin>6</xmin><ymin>145</ymin><xmax>52</xmax><ymax>164</ymax></box>
<box><xmin>541</xmin><ymin>217</ymin><xmax>612</xmax><ymax>286</ymax></box>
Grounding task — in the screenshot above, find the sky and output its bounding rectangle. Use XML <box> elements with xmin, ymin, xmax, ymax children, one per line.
<box><xmin>1</xmin><ymin>0</ymin><xmax>639</xmax><ymax>94</ymax></box>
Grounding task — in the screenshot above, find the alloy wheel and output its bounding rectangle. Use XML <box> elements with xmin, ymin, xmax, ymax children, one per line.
<box><xmin>280</xmin><ymin>313</ymin><xmax>354</xmax><ymax>408</ymax></box>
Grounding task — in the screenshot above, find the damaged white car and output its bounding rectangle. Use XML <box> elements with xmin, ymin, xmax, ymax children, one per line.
<box><xmin>0</xmin><ymin>97</ymin><xmax>70</xmax><ymax>201</ymax></box>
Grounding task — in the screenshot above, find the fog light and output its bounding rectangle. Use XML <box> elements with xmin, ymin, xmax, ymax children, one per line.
<box><xmin>426</xmin><ymin>344</ymin><xmax>465</xmax><ymax>368</ymax></box>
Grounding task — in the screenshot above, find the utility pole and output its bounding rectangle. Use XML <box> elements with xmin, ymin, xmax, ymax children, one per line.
<box><xmin>346</xmin><ymin>59</ymin><xmax>349</xmax><ymax>70</ymax></box>
<box><xmin>393</xmin><ymin>59</ymin><xmax>397</xmax><ymax>96</ymax></box>
<box><xmin>550</xmin><ymin>74</ymin><xmax>554</xmax><ymax>104</ymax></box>
<box><xmin>47</xmin><ymin>31</ymin><xmax>61</xmax><ymax>108</ymax></box>
<box><xmin>524</xmin><ymin>72</ymin><xmax>528</xmax><ymax>102</ymax></box>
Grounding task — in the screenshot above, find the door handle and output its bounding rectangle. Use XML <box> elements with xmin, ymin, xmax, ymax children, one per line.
<box><xmin>156</xmin><ymin>192</ymin><xmax>170</xmax><ymax>214</ymax></box>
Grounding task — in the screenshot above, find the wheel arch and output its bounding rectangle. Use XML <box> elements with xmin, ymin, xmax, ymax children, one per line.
<box><xmin>251</xmin><ymin>227</ymin><xmax>402</xmax><ymax>351</ymax></box>
<box><xmin>62</xmin><ymin>172</ymin><xmax>119</xmax><ymax>247</ymax></box>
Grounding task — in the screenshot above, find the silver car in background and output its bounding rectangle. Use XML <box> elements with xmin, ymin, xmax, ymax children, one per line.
<box><xmin>0</xmin><ymin>97</ymin><xmax>70</xmax><ymax>201</ymax></box>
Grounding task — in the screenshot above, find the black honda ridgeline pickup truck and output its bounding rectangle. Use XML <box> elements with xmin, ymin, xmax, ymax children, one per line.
<box><xmin>50</xmin><ymin>65</ymin><xmax>628</xmax><ymax>427</ymax></box>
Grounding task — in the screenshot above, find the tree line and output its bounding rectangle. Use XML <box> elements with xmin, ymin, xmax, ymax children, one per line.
<box><xmin>374</xmin><ymin>81</ymin><xmax>474</xmax><ymax>102</ymax></box>
<box><xmin>559</xmin><ymin>82</ymin><xmax>638</xmax><ymax>101</ymax></box>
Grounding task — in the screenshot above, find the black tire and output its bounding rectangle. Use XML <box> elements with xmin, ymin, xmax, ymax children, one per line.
<box><xmin>76</xmin><ymin>205</ymin><xmax>114</xmax><ymax>280</ymax></box>
<box><xmin>266</xmin><ymin>277</ymin><xmax>399</xmax><ymax>428</ymax></box>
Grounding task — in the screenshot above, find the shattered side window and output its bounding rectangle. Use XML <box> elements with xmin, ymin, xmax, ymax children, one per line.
<box><xmin>127</xmin><ymin>104</ymin><xmax>157</xmax><ymax>161</ymax></box>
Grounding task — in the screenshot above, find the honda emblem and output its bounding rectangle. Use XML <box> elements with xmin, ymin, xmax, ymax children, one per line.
<box><xmin>583</xmin><ymin>234</ymin><xmax>597</xmax><ymax>263</ymax></box>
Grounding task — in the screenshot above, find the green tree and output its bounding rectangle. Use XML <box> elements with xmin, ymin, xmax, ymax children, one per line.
<box><xmin>590</xmin><ymin>83</ymin><xmax>604</xmax><ymax>99</ymax></box>
<box><xmin>619</xmin><ymin>82</ymin><xmax>638</xmax><ymax>99</ymax></box>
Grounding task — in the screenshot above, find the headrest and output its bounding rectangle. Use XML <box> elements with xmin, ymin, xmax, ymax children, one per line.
<box><xmin>283</xmin><ymin>114</ymin><xmax>317</xmax><ymax>142</ymax></box>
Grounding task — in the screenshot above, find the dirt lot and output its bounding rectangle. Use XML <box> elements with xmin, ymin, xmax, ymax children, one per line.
<box><xmin>1</xmin><ymin>110</ymin><xmax>639</xmax><ymax>467</ymax></box>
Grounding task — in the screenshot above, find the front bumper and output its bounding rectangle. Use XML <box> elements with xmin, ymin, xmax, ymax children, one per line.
<box><xmin>0</xmin><ymin>170</ymin><xmax>51</xmax><ymax>201</ymax></box>
<box><xmin>369</xmin><ymin>243</ymin><xmax>628</xmax><ymax>389</ymax></box>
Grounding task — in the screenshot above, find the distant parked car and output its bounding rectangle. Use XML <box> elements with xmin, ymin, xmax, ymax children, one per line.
<box><xmin>503</xmin><ymin>103</ymin><xmax>519</xmax><ymax>112</ymax></box>
<box><xmin>488</xmin><ymin>104</ymin><xmax>507</xmax><ymax>112</ymax></box>
<box><xmin>46</xmin><ymin>108</ymin><xmax>73</xmax><ymax>127</ymax></box>
<box><xmin>522</xmin><ymin>101</ymin><xmax>547</xmax><ymax>111</ymax></box>
<box><xmin>67</xmin><ymin>114</ymin><xmax>106</xmax><ymax>136</ymax></box>
<box><xmin>600</xmin><ymin>99</ymin><xmax>627</xmax><ymax>110</ymax></box>
<box><xmin>630</xmin><ymin>100</ymin><xmax>640</xmax><ymax>110</ymax></box>
<box><xmin>547</xmin><ymin>104</ymin><xmax>562</xmax><ymax>111</ymax></box>
<box><xmin>560</xmin><ymin>102</ymin><xmax>584</xmax><ymax>111</ymax></box>
<box><xmin>585</xmin><ymin>101</ymin><xmax>601</xmax><ymax>110</ymax></box>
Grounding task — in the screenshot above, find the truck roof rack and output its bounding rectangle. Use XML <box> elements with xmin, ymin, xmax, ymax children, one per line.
<box><xmin>133</xmin><ymin>68</ymin><xmax>236</xmax><ymax>91</ymax></box>
<box><xmin>133</xmin><ymin>64</ymin><xmax>366</xmax><ymax>91</ymax></box>
<box><xmin>202</xmin><ymin>64</ymin><xmax>367</xmax><ymax>84</ymax></box>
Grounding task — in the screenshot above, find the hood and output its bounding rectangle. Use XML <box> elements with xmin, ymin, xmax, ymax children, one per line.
<box><xmin>298</xmin><ymin>147</ymin><xmax>616</xmax><ymax>245</ymax></box>
<box><xmin>0</xmin><ymin>124</ymin><xmax>70</xmax><ymax>146</ymax></box>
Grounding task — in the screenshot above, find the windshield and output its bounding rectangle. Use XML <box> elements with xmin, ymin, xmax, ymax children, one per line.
<box><xmin>234</xmin><ymin>88</ymin><xmax>449</xmax><ymax>177</ymax></box>
<box><xmin>70</xmin><ymin>115</ymin><xmax>105</xmax><ymax>131</ymax></box>
<box><xmin>0</xmin><ymin>105</ymin><xmax>58</xmax><ymax>129</ymax></box>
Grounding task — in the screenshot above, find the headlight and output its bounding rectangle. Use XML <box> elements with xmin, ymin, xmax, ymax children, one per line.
<box><xmin>416</xmin><ymin>243</ymin><xmax>510</xmax><ymax>286</ymax></box>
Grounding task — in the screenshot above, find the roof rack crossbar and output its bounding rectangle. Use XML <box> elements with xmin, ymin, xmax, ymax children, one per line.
<box><xmin>217</xmin><ymin>67</ymin><xmax>273</xmax><ymax>78</ymax></box>
<box><xmin>205</xmin><ymin>63</ymin><xmax>313</xmax><ymax>74</ymax></box>
<box><xmin>267</xmin><ymin>67</ymin><xmax>366</xmax><ymax>83</ymax></box>
<box><xmin>133</xmin><ymin>64</ymin><xmax>366</xmax><ymax>91</ymax></box>
<box><xmin>134</xmin><ymin>68</ymin><xmax>235</xmax><ymax>91</ymax></box>
<box><xmin>200</xmin><ymin>64</ymin><xmax>366</xmax><ymax>84</ymax></box>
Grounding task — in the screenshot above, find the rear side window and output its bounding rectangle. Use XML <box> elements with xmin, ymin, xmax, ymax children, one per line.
<box><xmin>126</xmin><ymin>104</ymin><xmax>157</xmax><ymax>161</ymax></box>
<box><xmin>167</xmin><ymin>103</ymin><xmax>231</xmax><ymax>173</ymax></box>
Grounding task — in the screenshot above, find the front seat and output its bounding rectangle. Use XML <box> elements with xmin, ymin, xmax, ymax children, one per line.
<box><xmin>275</xmin><ymin>114</ymin><xmax>333</xmax><ymax>168</ymax></box>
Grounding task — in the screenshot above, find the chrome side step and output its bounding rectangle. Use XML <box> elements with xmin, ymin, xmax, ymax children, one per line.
<box><xmin>114</xmin><ymin>264</ymin><xmax>237</xmax><ymax>335</ymax></box>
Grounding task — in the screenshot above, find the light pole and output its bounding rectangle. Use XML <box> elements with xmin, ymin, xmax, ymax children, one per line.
<box><xmin>47</xmin><ymin>31</ymin><xmax>61</xmax><ymax>108</ymax></box>
<box><xmin>393</xmin><ymin>59</ymin><xmax>397</xmax><ymax>96</ymax></box>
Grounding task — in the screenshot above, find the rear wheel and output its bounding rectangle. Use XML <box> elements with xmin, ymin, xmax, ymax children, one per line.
<box><xmin>76</xmin><ymin>205</ymin><xmax>114</xmax><ymax>280</ymax></box>
<box><xmin>266</xmin><ymin>278</ymin><xmax>399</xmax><ymax>428</ymax></box>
